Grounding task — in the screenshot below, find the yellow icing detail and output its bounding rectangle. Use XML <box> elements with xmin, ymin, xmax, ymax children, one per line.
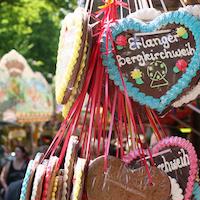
<box><xmin>131</xmin><ymin>69</ymin><xmax>142</xmax><ymax>79</ymax></box>
<box><xmin>51</xmin><ymin>176</ymin><xmax>59</xmax><ymax>199</ymax></box>
<box><xmin>56</xmin><ymin>8</ymin><xmax>87</xmax><ymax>104</ymax></box>
<box><xmin>53</xmin><ymin>187</ymin><xmax>57</xmax><ymax>192</ymax></box>
<box><xmin>74</xmin><ymin>190</ymin><xmax>79</xmax><ymax>197</ymax></box>
<box><xmin>71</xmin><ymin>158</ymin><xmax>86</xmax><ymax>200</ymax></box>
<box><xmin>76</xmin><ymin>171</ymin><xmax>82</xmax><ymax>177</ymax></box>
<box><xmin>176</xmin><ymin>27</ymin><xmax>187</xmax><ymax>37</ymax></box>
<box><xmin>62</xmin><ymin>136</ymin><xmax>79</xmax><ymax>200</ymax></box>
<box><xmin>76</xmin><ymin>178</ymin><xmax>81</xmax><ymax>185</ymax></box>
<box><xmin>62</xmin><ymin>41</ymin><xmax>88</xmax><ymax>118</ymax></box>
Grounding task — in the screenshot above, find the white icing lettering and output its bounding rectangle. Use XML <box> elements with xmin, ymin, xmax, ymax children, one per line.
<box><xmin>186</xmin><ymin>42</ymin><xmax>195</xmax><ymax>55</ymax></box>
<box><xmin>126</xmin><ymin>57</ymin><xmax>132</xmax><ymax>65</ymax></box>
<box><xmin>157</xmin><ymin>149</ymin><xmax>190</xmax><ymax>174</ymax></box>
<box><xmin>117</xmin><ymin>45</ymin><xmax>195</xmax><ymax>67</ymax></box>
<box><xmin>176</xmin><ymin>158</ymin><xmax>181</xmax><ymax>168</ymax></box>
<box><xmin>116</xmin><ymin>55</ymin><xmax>126</xmax><ymax>67</ymax></box>
<box><xmin>162</xmin><ymin>156</ymin><xmax>172</xmax><ymax>173</ymax></box>
<box><xmin>118</xmin><ymin>31</ymin><xmax>195</xmax><ymax>67</ymax></box>
<box><xmin>128</xmin><ymin>37</ymin><xmax>137</xmax><ymax>50</ymax></box>
<box><xmin>128</xmin><ymin>33</ymin><xmax>179</xmax><ymax>50</ymax></box>
<box><xmin>160</xmin><ymin>52</ymin><xmax>166</xmax><ymax>59</ymax></box>
<box><xmin>179</xmin><ymin>148</ymin><xmax>190</xmax><ymax>167</ymax></box>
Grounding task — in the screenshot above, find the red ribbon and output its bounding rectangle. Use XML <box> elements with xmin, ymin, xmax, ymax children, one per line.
<box><xmin>103</xmin><ymin>14</ymin><xmax>154</xmax><ymax>183</ymax></box>
<box><xmin>104</xmin><ymin>89</ymin><xmax>117</xmax><ymax>170</ymax></box>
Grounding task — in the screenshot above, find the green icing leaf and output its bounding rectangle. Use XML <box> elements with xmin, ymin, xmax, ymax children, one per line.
<box><xmin>136</xmin><ymin>78</ymin><xmax>144</xmax><ymax>85</ymax></box>
<box><xmin>173</xmin><ymin>66</ymin><xmax>180</xmax><ymax>73</ymax></box>
<box><xmin>182</xmin><ymin>32</ymin><xmax>189</xmax><ymax>39</ymax></box>
<box><xmin>117</xmin><ymin>46</ymin><xmax>123</xmax><ymax>50</ymax></box>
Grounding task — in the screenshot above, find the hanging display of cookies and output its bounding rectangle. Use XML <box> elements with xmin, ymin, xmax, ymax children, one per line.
<box><xmin>20</xmin><ymin>1</ymin><xmax>200</xmax><ymax>200</ymax></box>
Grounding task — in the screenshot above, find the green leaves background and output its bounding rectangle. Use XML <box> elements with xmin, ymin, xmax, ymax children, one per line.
<box><xmin>0</xmin><ymin>0</ymin><xmax>77</xmax><ymax>82</ymax></box>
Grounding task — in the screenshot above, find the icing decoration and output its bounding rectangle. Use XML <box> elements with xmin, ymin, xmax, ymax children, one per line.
<box><xmin>62</xmin><ymin>136</ymin><xmax>79</xmax><ymax>200</ymax></box>
<box><xmin>101</xmin><ymin>11</ymin><xmax>200</xmax><ymax>113</ymax></box>
<box><xmin>176</xmin><ymin>27</ymin><xmax>189</xmax><ymax>39</ymax></box>
<box><xmin>51</xmin><ymin>176</ymin><xmax>59</xmax><ymax>200</ymax></box>
<box><xmin>179</xmin><ymin>5</ymin><xmax>200</xmax><ymax>18</ymax></box>
<box><xmin>31</xmin><ymin>163</ymin><xmax>47</xmax><ymax>200</ymax></box>
<box><xmin>62</xmin><ymin>40</ymin><xmax>88</xmax><ymax>118</ymax></box>
<box><xmin>116</xmin><ymin>35</ymin><xmax>127</xmax><ymax>50</ymax></box>
<box><xmin>71</xmin><ymin>158</ymin><xmax>86</xmax><ymax>200</ymax></box>
<box><xmin>56</xmin><ymin>170</ymin><xmax>64</xmax><ymax>199</ymax></box>
<box><xmin>20</xmin><ymin>152</ymin><xmax>43</xmax><ymax>200</ymax></box>
<box><xmin>173</xmin><ymin>6</ymin><xmax>200</xmax><ymax>108</ymax></box>
<box><xmin>131</xmin><ymin>69</ymin><xmax>144</xmax><ymax>85</ymax></box>
<box><xmin>169</xmin><ymin>177</ymin><xmax>184</xmax><ymax>200</ymax></box>
<box><xmin>21</xmin><ymin>153</ymin><xmax>44</xmax><ymax>200</ymax></box>
<box><xmin>193</xmin><ymin>182</ymin><xmax>200</xmax><ymax>200</ymax></box>
<box><xmin>147</xmin><ymin>61</ymin><xmax>168</xmax><ymax>88</ymax></box>
<box><xmin>86</xmin><ymin>156</ymin><xmax>171</xmax><ymax>200</ymax></box>
<box><xmin>34</xmin><ymin>152</ymin><xmax>44</xmax><ymax>163</ymax></box>
<box><xmin>20</xmin><ymin>160</ymin><xmax>34</xmax><ymax>200</ymax></box>
<box><xmin>173</xmin><ymin>76</ymin><xmax>200</xmax><ymax>108</ymax></box>
<box><xmin>127</xmin><ymin>8</ymin><xmax>162</xmax><ymax>21</ymax></box>
<box><xmin>173</xmin><ymin>81</ymin><xmax>200</xmax><ymax>108</ymax></box>
<box><xmin>56</xmin><ymin>7</ymin><xmax>87</xmax><ymax>104</ymax></box>
<box><xmin>42</xmin><ymin>156</ymin><xmax>58</xmax><ymax>200</ymax></box>
<box><xmin>176</xmin><ymin>59</ymin><xmax>188</xmax><ymax>72</ymax></box>
<box><xmin>152</xmin><ymin>137</ymin><xmax>198</xmax><ymax>200</ymax></box>
<box><xmin>173</xmin><ymin>59</ymin><xmax>188</xmax><ymax>73</ymax></box>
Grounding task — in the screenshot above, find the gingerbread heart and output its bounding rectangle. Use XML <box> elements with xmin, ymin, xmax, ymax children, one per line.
<box><xmin>101</xmin><ymin>11</ymin><xmax>200</xmax><ymax>113</ymax></box>
<box><xmin>86</xmin><ymin>156</ymin><xmax>171</xmax><ymax>200</ymax></box>
<box><xmin>125</xmin><ymin>137</ymin><xmax>198</xmax><ymax>200</ymax></box>
<box><xmin>152</xmin><ymin>137</ymin><xmax>198</xmax><ymax>200</ymax></box>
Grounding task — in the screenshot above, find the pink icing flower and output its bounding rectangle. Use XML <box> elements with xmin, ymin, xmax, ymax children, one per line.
<box><xmin>176</xmin><ymin>59</ymin><xmax>188</xmax><ymax>72</ymax></box>
<box><xmin>116</xmin><ymin>35</ymin><xmax>127</xmax><ymax>46</ymax></box>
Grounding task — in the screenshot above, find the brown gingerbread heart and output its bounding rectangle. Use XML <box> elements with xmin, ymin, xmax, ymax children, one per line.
<box><xmin>127</xmin><ymin>147</ymin><xmax>191</xmax><ymax>191</ymax></box>
<box><xmin>124</xmin><ymin>137</ymin><xmax>199</xmax><ymax>200</ymax></box>
<box><xmin>86</xmin><ymin>156</ymin><xmax>171</xmax><ymax>200</ymax></box>
<box><xmin>101</xmin><ymin>12</ymin><xmax>200</xmax><ymax>115</ymax></box>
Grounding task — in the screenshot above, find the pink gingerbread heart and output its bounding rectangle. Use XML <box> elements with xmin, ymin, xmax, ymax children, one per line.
<box><xmin>123</xmin><ymin>136</ymin><xmax>198</xmax><ymax>200</ymax></box>
<box><xmin>152</xmin><ymin>137</ymin><xmax>198</xmax><ymax>200</ymax></box>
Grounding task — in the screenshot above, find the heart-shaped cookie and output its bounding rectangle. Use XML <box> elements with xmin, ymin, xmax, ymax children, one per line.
<box><xmin>124</xmin><ymin>137</ymin><xmax>198</xmax><ymax>200</ymax></box>
<box><xmin>152</xmin><ymin>137</ymin><xmax>198</xmax><ymax>200</ymax></box>
<box><xmin>101</xmin><ymin>11</ymin><xmax>200</xmax><ymax>113</ymax></box>
<box><xmin>86</xmin><ymin>156</ymin><xmax>171</xmax><ymax>200</ymax></box>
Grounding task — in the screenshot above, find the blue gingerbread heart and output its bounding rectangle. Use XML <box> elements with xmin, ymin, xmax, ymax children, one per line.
<box><xmin>101</xmin><ymin>11</ymin><xmax>200</xmax><ymax>113</ymax></box>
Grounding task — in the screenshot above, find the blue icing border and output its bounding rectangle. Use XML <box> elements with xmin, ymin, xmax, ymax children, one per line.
<box><xmin>20</xmin><ymin>160</ymin><xmax>34</xmax><ymax>200</ymax></box>
<box><xmin>101</xmin><ymin>10</ymin><xmax>200</xmax><ymax>113</ymax></box>
<box><xmin>193</xmin><ymin>182</ymin><xmax>200</xmax><ymax>200</ymax></box>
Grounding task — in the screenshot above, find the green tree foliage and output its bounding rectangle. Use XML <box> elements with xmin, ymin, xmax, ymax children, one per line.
<box><xmin>0</xmin><ymin>0</ymin><xmax>77</xmax><ymax>81</ymax></box>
